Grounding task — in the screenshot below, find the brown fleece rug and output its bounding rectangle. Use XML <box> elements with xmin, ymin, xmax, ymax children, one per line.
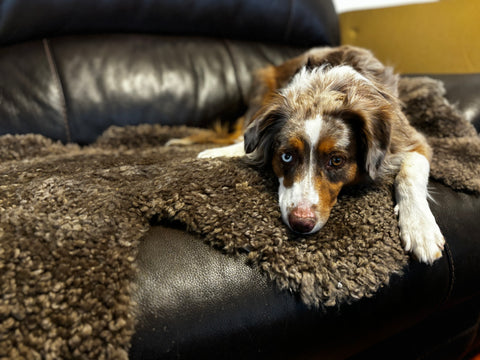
<box><xmin>0</xmin><ymin>77</ymin><xmax>479</xmax><ymax>358</ymax></box>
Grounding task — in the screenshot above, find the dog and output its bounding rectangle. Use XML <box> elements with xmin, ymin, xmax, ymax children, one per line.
<box><xmin>167</xmin><ymin>45</ymin><xmax>445</xmax><ymax>264</ymax></box>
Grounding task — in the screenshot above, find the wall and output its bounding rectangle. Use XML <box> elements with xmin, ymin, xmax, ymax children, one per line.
<box><xmin>339</xmin><ymin>0</ymin><xmax>480</xmax><ymax>74</ymax></box>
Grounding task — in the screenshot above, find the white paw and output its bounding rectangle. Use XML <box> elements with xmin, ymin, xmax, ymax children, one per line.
<box><xmin>165</xmin><ymin>138</ymin><xmax>192</xmax><ymax>147</ymax></box>
<box><xmin>397</xmin><ymin>203</ymin><xmax>445</xmax><ymax>264</ymax></box>
<box><xmin>197</xmin><ymin>142</ymin><xmax>246</xmax><ymax>159</ymax></box>
<box><xmin>197</xmin><ymin>148</ymin><xmax>225</xmax><ymax>159</ymax></box>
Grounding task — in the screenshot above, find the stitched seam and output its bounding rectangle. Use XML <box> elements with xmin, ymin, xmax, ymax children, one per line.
<box><xmin>43</xmin><ymin>38</ymin><xmax>72</xmax><ymax>143</ymax></box>
<box><xmin>222</xmin><ymin>39</ymin><xmax>245</xmax><ymax>106</ymax></box>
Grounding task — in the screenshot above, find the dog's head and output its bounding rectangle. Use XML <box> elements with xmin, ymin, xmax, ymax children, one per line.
<box><xmin>244</xmin><ymin>54</ymin><xmax>399</xmax><ymax>234</ymax></box>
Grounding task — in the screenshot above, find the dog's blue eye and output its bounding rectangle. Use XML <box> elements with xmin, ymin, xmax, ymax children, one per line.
<box><xmin>281</xmin><ymin>153</ymin><xmax>293</xmax><ymax>163</ymax></box>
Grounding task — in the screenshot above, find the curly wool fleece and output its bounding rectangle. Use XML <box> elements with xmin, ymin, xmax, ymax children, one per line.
<box><xmin>0</xmin><ymin>77</ymin><xmax>478</xmax><ymax>359</ymax></box>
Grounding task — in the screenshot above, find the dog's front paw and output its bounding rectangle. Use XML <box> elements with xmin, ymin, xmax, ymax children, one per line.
<box><xmin>165</xmin><ymin>138</ymin><xmax>193</xmax><ymax>147</ymax></box>
<box><xmin>197</xmin><ymin>142</ymin><xmax>246</xmax><ymax>159</ymax></box>
<box><xmin>397</xmin><ymin>203</ymin><xmax>445</xmax><ymax>264</ymax></box>
<box><xmin>197</xmin><ymin>148</ymin><xmax>223</xmax><ymax>158</ymax></box>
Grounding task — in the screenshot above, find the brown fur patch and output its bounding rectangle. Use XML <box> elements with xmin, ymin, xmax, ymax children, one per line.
<box><xmin>318</xmin><ymin>137</ymin><xmax>337</xmax><ymax>154</ymax></box>
<box><xmin>257</xmin><ymin>66</ymin><xmax>280</xmax><ymax>107</ymax></box>
<box><xmin>168</xmin><ymin>117</ymin><xmax>245</xmax><ymax>146</ymax></box>
<box><xmin>289</xmin><ymin>137</ymin><xmax>305</xmax><ymax>153</ymax></box>
<box><xmin>346</xmin><ymin>163</ymin><xmax>361</xmax><ymax>185</ymax></box>
<box><xmin>412</xmin><ymin>143</ymin><xmax>433</xmax><ymax>161</ymax></box>
<box><xmin>271</xmin><ymin>155</ymin><xmax>283</xmax><ymax>179</ymax></box>
<box><xmin>271</xmin><ymin>136</ymin><xmax>307</xmax><ymax>189</ymax></box>
<box><xmin>316</xmin><ymin>176</ymin><xmax>343</xmax><ymax>218</ymax></box>
<box><xmin>256</xmin><ymin>55</ymin><xmax>307</xmax><ymax>108</ymax></box>
<box><xmin>282</xmin><ymin>173</ymin><xmax>295</xmax><ymax>188</ymax></box>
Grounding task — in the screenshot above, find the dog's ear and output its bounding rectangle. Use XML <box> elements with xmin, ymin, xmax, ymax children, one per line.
<box><xmin>244</xmin><ymin>122</ymin><xmax>261</xmax><ymax>154</ymax></box>
<box><xmin>244</xmin><ymin>102</ymin><xmax>284</xmax><ymax>154</ymax></box>
<box><xmin>342</xmin><ymin>109</ymin><xmax>392</xmax><ymax>180</ymax></box>
<box><xmin>244</xmin><ymin>100</ymin><xmax>285</xmax><ymax>167</ymax></box>
<box><xmin>364</xmin><ymin>113</ymin><xmax>391</xmax><ymax>179</ymax></box>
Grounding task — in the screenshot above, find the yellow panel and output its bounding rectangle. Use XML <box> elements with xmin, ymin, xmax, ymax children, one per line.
<box><xmin>339</xmin><ymin>0</ymin><xmax>480</xmax><ymax>74</ymax></box>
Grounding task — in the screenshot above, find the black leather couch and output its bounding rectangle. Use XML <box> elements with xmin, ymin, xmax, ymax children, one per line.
<box><xmin>1</xmin><ymin>1</ymin><xmax>479</xmax><ymax>359</ymax></box>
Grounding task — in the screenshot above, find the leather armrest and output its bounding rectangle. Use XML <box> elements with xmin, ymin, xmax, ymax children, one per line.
<box><xmin>130</xmin><ymin>74</ymin><xmax>480</xmax><ymax>359</ymax></box>
<box><xmin>130</xmin><ymin>182</ymin><xmax>480</xmax><ymax>359</ymax></box>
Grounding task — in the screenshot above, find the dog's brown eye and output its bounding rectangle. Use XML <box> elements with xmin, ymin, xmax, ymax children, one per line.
<box><xmin>328</xmin><ymin>155</ymin><xmax>345</xmax><ymax>168</ymax></box>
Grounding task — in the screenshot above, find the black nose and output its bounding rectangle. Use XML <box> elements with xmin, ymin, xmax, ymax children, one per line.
<box><xmin>288</xmin><ymin>214</ymin><xmax>316</xmax><ymax>234</ymax></box>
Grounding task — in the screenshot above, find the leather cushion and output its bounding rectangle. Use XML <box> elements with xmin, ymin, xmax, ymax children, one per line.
<box><xmin>0</xmin><ymin>37</ymin><xmax>306</xmax><ymax>143</ymax></box>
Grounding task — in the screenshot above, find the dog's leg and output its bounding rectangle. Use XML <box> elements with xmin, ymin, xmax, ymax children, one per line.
<box><xmin>394</xmin><ymin>151</ymin><xmax>445</xmax><ymax>264</ymax></box>
<box><xmin>197</xmin><ymin>140</ymin><xmax>245</xmax><ymax>159</ymax></box>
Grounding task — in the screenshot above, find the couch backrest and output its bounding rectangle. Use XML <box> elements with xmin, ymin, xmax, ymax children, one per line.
<box><xmin>0</xmin><ymin>0</ymin><xmax>339</xmax><ymax>144</ymax></box>
<box><xmin>0</xmin><ymin>0</ymin><xmax>338</xmax><ymax>47</ymax></box>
